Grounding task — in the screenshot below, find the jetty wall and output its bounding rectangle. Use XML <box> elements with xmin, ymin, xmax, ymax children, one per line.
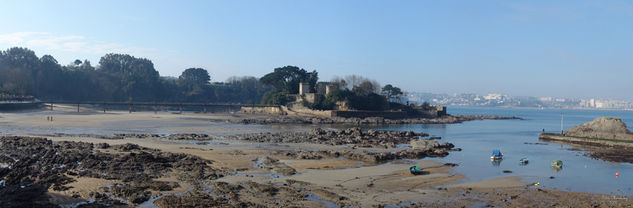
<box><xmin>240</xmin><ymin>106</ymin><xmax>285</xmax><ymax>115</ymax></box>
<box><xmin>539</xmin><ymin>133</ymin><xmax>633</xmax><ymax>148</ymax></box>
<box><xmin>331</xmin><ymin>110</ymin><xmax>408</xmax><ymax>119</ymax></box>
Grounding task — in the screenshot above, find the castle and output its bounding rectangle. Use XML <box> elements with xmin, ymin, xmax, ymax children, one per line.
<box><xmin>241</xmin><ymin>82</ymin><xmax>446</xmax><ymax>118</ymax></box>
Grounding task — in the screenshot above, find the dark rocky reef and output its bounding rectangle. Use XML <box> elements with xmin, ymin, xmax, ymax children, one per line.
<box><xmin>232</xmin><ymin>115</ymin><xmax>520</xmax><ymax>125</ymax></box>
<box><xmin>0</xmin><ymin>136</ymin><xmax>226</xmax><ymax>207</ymax></box>
<box><xmin>274</xmin><ymin>140</ymin><xmax>456</xmax><ymax>163</ymax></box>
<box><xmin>153</xmin><ymin>180</ymin><xmax>353</xmax><ymax>207</ymax></box>
<box><xmin>226</xmin><ymin>127</ymin><xmax>428</xmax><ymax>148</ymax></box>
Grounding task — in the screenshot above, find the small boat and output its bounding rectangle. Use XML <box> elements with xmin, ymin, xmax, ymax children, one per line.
<box><xmin>491</xmin><ymin>149</ymin><xmax>503</xmax><ymax>161</ymax></box>
<box><xmin>519</xmin><ymin>157</ymin><xmax>529</xmax><ymax>165</ymax></box>
<box><xmin>552</xmin><ymin>160</ymin><xmax>563</xmax><ymax>169</ymax></box>
<box><xmin>409</xmin><ymin>166</ymin><xmax>424</xmax><ymax>175</ymax></box>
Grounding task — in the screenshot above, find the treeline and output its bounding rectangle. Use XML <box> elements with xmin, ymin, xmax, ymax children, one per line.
<box><xmin>308</xmin><ymin>75</ymin><xmax>403</xmax><ymax>111</ymax></box>
<box><xmin>0</xmin><ymin>47</ymin><xmax>405</xmax><ymax>109</ymax></box>
<box><xmin>258</xmin><ymin>67</ymin><xmax>405</xmax><ymax>111</ymax></box>
<box><xmin>0</xmin><ymin>47</ymin><xmax>271</xmax><ymax>103</ymax></box>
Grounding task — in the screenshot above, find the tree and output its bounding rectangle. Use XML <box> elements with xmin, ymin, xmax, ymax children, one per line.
<box><xmin>0</xmin><ymin>47</ymin><xmax>39</xmax><ymax>95</ymax></box>
<box><xmin>260</xmin><ymin>66</ymin><xmax>318</xmax><ymax>94</ymax></box>
<box><xmin>353</xmin><ymin>80</ymin><xmax>379</xmax><ymax>96</ymax></box>
<box><xmin>381</xmin><ymin>84</ymin><xmax>403</xmax><ymax>102</ymax></box>
<box><xmin>179</xmin><ymin>68</ymin><xmax>210</xmax><ymax>86</ymax></box>
<box><xmin>0</xmin><ymin>47</ymin><xmax>276</xmax><ymax>103</ymax></box>
<box><xmin>176</xmin><ymin>68</ymin><xmax>211</xmax><ymax>101</ymax></box>
<box><xmin>98</xmin><ymin>53</ymin><xmax>160</xmax><ymax>101</ymax></box>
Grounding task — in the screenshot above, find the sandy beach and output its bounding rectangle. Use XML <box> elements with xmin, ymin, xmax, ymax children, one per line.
<box><xmin>1</xmin><ymin>107</ymin><xmax>631</xmax><ymax>207</ymax></box>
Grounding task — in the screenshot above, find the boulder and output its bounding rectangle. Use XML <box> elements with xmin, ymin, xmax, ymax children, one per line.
<box><xmin>566</xmin><ymin>117</ymin><xmax>633</xmax><ymax>140</ymax></box>
<box><xmin>410</xmin><ymin>140</ymin><xmax>439</xmax><ymax>151</ymax></box>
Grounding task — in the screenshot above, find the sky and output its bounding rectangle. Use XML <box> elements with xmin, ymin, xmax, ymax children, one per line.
<box><xmin>0</xmin><ymin>0</ymin><xmax>632</xmax><ymax>100</ymax></box>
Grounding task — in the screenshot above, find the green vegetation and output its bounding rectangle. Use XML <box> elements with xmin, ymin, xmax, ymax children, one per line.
<box><xmin>262</xmin><ymin>90</ymin><xmax>293</xmax><ymax>105</ymax></box>
<box><xmin>259</xmin><ymin>66</ymin><xmax>318</xmax><ymax>105</ymax></box>
<box><xmin>303</xmin><ymin>77</ymin><xmax>394</xmax><ymax>111</ymax></box>
<box><xmin>0</xmin><ymin>47</ymin><xmax>410</xmax><ymax>111</ymax></box>
<box><xmin>381</xmin><ymin>84</ymin><xmax>403</xmax><ymax>102</ymax></box>
<box><xmin>260</xmin><ymin>66</ymin><xmax>318</xmax><ymax>94</ymax></box>
<box><xmin>0</xmin><ymin>47</ymin><xmax>271</xmax><ymax>103</ymax></box>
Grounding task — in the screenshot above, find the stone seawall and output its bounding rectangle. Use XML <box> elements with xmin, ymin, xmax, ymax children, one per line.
<box><xmin>240</xmin><ymin>106</ymin><xmax>285</xmax><ymax>115</ymax></box>
<box><xmin>288</xmin><ymin>106</ymin><xmax>334</xmax><ymax>117</ymax></box>
<box><xmin>331</xmin><ymin>110</ymin><xmax>408</xmax><ymax>119</ymax></box>
<box><xmin>539</xmin><ymin>133</ymin><xmax>633</xmax><ymax>148</ymax></box>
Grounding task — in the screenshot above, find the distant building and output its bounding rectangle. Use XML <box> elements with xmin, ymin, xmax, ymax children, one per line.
<box><xmin>316</xmin><ymin>82</ymin><xmax>333</xmax><ymax>95</ymax></box>
<box><xmin>484</xmin><ymin>93</ymin><xmax>503</xmax><ymax>100</ymax></box>
<box><xmin>299</xmin><ymin>82</ymin><xmax>312</xmax><ymax>95</ymax></box>
<box><xmin>297</xmin><ymin>82</ymin><xmax>335</xmax><ymax>104</ymax></box>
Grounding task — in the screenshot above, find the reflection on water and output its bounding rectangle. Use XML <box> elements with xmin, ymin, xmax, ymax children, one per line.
<box><xmin>491</xmin><ymin>159</ymin><xmax>502</xmax><ymax>167</ymax></box>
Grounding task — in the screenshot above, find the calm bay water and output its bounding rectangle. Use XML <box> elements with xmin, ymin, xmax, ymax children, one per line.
<box><xmin>377</xmin><ymin>107</ymin><xmax>633</xmax><ymax>195</ymax></box>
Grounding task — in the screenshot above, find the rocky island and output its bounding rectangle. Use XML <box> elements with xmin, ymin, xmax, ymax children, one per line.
<box><xmin>539</xmin><ymin>117</ymin><xmax>633</xmax><ymax>163</ymax></box>
<box><xmin>539</xmin><ymin>117</ymin><xmax>633</xmax><ymax>146</ymax></box>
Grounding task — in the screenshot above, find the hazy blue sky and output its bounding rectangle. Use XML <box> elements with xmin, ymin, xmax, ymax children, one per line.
<box><xmin>1</xmin><ymin>0</ymin><xmax>631</xmax><ymax>100</ymax></box>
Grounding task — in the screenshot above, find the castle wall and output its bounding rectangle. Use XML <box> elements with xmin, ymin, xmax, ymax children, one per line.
<box><xmin>331</xmin><ymin>110</ymin><xmax>408</xmax><ymax>119</ymax></box>
<box><xmin>240</xmin><ymin>106</ymin><xmax>285</xmax><ymax>115</ymax></box>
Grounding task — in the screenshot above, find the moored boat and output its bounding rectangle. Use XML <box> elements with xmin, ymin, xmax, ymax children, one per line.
<box><xmin>491</xmin><ymin>149</ymin><xmax>503</xmax><ymax>161</ymax></box>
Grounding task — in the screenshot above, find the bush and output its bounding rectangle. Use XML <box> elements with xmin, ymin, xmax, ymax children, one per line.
<box><xmin>262</xmin><ymin>90</ymin><xmax>292</xmax><ymax>105</ymax></box>
<box><xmin>348</xmin><ymin>93</ymin><xmax>388</xmax><ymax>111</ymax></box>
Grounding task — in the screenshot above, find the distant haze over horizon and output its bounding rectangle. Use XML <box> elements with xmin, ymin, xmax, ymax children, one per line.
<box><xmin>1</xmin><ymin>0</ymin><xmax>631</xmax><ymax>100</ymax></box>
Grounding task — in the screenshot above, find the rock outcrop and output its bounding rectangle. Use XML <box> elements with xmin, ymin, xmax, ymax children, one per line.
<box><xmin>231</xmin><ymin>115</ymin><xmax>520</xmax><ymax>125</ymax></box>
<box><xmin>565</xmin><ymin>117</ymin><xmax>633</xmax><ymax>141</ymax></box>
<box><xmin>225</xmin><ymin>127</ymin><xmax>428</xmax><ymax>148</ymax></box>
<box><xmin>0</xmin><ymin>136</ymin><xmax>226</xmax><ymax>207</ymax></box>
<box><xmin>410</xmin><ymin>140</ymin><xmax>440</xmax><ymax>151</ymax></box>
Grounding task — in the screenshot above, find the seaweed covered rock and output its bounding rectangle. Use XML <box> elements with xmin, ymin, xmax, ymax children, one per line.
<box><xmin>227</xmin><ymin>128</ymin><xmax>429</xmax><ymax>148</ymax></box>
<box><xmin>0</xmin><ymin>136</ymin><xmax>226</xmax><ymax>206</ymax></box>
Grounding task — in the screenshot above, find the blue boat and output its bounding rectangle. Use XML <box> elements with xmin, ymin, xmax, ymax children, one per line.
<box><xmin>491</xmin><ymin>149</ymin><xmax>503</xmax><ymax>161</ymax></box>
<box><xmin>519</xmin><ymin>157</ymin><xmax>529</xmax><ymax>165</ymax></box>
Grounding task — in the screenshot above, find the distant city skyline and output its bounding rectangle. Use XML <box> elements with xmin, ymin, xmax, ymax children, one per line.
<box><xmin>1</xmin><ymin>0</ymin><xmax>631</xmax><ymax>100</ymax></box>
<box><xmin>406</xmin><ymin>91</ymin><xmax>633</xmax><ymax>109</ymax></box>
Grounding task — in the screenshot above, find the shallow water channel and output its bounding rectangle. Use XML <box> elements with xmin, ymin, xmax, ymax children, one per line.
<box><xmin>376</xmin><ymin>107</ymin><xmax>633</xmax><ymax>195</ymax></box>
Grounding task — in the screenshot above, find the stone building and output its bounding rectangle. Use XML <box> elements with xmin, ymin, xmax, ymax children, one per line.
<box><xmin>297</xmin><ymin>82</ymin><xmax>335</xmax><ymax>104</ymax></box>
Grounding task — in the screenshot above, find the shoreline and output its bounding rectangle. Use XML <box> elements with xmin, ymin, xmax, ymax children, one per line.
<box><xmin>539</xmin><ymin>133</ymin><xmax>633</xmax><ymax>163</ymax></box>
<box><xmin>4</xmin><ymin>134</ymin><xmax>633</xmax><ymax>207</ymax></box>
<box><xmin>231</xmin><ymin>113</ymin><xmax>521</xmax><ymax>125</ymax></box>
<box><xmin>6</xmin><ymin>135</ymin><xmax>632</xmax><ymax>207</ymax></box>
<box><xmin>1</xmin><ymin>108</ymin><xmax>632</xmax><ymax>207</ymax></box>
<box><xmin>539</xmin><ymin>133</ymin><xmax>633</xmax><ymax>148</ymax></box>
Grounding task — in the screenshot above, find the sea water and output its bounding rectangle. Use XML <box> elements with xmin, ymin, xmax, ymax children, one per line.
<box><xmin>377</xmin><ymin>107</ymin><xmax>633</xmax><ymax>195</ymax></box>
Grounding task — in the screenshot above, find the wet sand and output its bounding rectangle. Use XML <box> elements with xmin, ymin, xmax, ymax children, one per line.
<box><xmin>1</xmin><ymin>107</ymin><xmax>631</xmax><ymax>207</ymax></box>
